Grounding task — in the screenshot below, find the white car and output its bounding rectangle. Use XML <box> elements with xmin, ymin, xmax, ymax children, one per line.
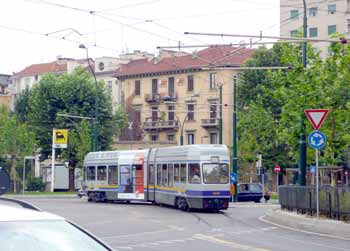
<box><xmin>0</xmin><ymin>199</ymin><xmax>114</xmax><ymax>251</ymax></box>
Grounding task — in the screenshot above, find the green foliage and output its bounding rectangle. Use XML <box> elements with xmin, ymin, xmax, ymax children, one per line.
<box><xmin>26</xmin><ymin>177</ymin><xmax>46</xmax><ymax>191</ymax></box>
<box><xmin>28</xmin><ymin>68</ymin><xmax>118</xmax><ymax>158</ymax></box>
<box><xmin>239</xmin><ymin>39</ymin><xmax>350</xmax><ymax>171</ymax></box>
<box><xmin>14</xmin><ymin>86</ymin><xmax>32</xmax><ymax>123</ymax></box>
<box><xmin>0</xmin><ymin>105</ymin><xmax>36</xmax><ymax>192</ymax></box>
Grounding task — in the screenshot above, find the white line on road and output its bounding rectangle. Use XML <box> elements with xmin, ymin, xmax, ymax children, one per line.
<box><xmin>101</xmin><ymin>228</ymin><xmax>174</xmax><ymax>240</ymax></box>
<box><xmin>194</xmin><ymin>234</ymin><xmax>272</xmax><ymax>251</ymax></box>
<box><xmin>259</xmin><ymin>215</ymin><xmax>350</xmax><ymax>241</ymax></box>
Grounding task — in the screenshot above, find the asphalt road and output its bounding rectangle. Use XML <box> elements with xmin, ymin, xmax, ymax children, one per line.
<box><xmin>19</xmin><ymin>197</ymin><xmax>350</xmax><ymax>251</ymax></box>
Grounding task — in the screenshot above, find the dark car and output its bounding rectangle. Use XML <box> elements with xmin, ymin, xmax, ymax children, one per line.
<box><xmin>237</xmin><ymin>183</ymin><xmax>263</xmax><ymax>203</ymax></box>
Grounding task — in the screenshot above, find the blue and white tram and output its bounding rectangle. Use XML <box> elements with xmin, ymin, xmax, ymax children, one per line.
<box><xmin>83</xmin><ymin>145</ymin><xmax>231</xmax><ymax>211</ymax></box>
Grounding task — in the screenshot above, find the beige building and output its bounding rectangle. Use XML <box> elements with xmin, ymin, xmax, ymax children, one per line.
<box><xmin>95</xmin><ymin>51</ymin><xmax>153</xmax><ymax>112</ymax></box>
<box><xmin>280</xmin><ymin>0</ymin><xmax>350</xmax><ymax>56</ymax></box>
<box><xmin>10</xmin><ymin>57</ymin><xmax>92</xmax><ymax>110</ymax></box>
<box><xmin>0</xmin><ymin>74</ymin><xmax>11</xmax><ymax>107</ymax></box>
<box><xmin>115</xmin><ymin>46</ymin><xmax>253</xmax><ymax>147</ymax></box>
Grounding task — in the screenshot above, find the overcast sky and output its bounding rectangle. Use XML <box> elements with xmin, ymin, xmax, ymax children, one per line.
<box><xmin>0</xmin><ymin>0</ymin><xmax>280</xmax><ymax>74</ymax></box>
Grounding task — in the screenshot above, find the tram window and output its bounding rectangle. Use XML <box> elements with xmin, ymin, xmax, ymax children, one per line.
<box><xmin>202</xmin><ymin>163</ymin><xmax>229</xmax><ymax>184</ymax></box>
<box><xmin>149</xmin><ymin>164</ymin><xmax>155</xmax><ymax>185</ymax></box>
<box><xmin>180</xmin><ymin>163</ymin><xmax>187</xmax><ymax>183</ymax></box>
<box><xmin>174</xmin><ymin>164</ymin><xmax>180</xmax><ymax>182</ymax></box>
<box><xmin>97</xmin><ymin>166</ymin><xmax>107</xmax><ymax>181</ymax></box>
<box><xmin>156</xmin><ymin>164</ymin><xmax>161</xmax><ymax>185</ymax></box>
<box><xmin>188</xmin><ymin>163</ymin><xmax>201</xmax><ymax>184</ymax></box>
<box><xmin>87</xmin><ymin>166</ymin><xmax>96</xmax><ymax>181</ymax></box>
<box><xmin>162</xmin><ymin>164</ymin><xmax>168</xmax><ymax>186</ymax></box>
<box><xmin>168</xmin><ymin>164</ymin><xmax>174</xmax><ymax>187</ymax></box>
<box><xmin>108</xmin><ymin>165</ymin><xmax>118</xmax><ymax>185</ymax></box>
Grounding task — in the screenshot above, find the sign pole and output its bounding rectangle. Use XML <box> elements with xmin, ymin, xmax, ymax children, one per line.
<box><xmin>316</xmin><ymin>149</ymin><xmax>319</xmax><ymax>218</ymax></box>
<box><xmin>51</xmin><ymin>129</ymin><xmax>55</xmax><ymax>192</ymax></box>
<box><xmin>276</xmin><ymin>173</ymin><xmax>279</xmax><ymax>194</ymax></box>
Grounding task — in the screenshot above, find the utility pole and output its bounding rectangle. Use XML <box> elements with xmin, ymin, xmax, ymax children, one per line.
<box><xmin>232</xmin><ymin>76</ymin><xmax>238</xmax><ymax>202</ymax></box>
<box><xmin>219</xmin><ymin>84</ymin><xmax>223</xmax><ymax>144</ymax></box>
<box><xmin>299</xmin><ymin>0</ymin><xmax>307</xmax><ymax>186</ymax></box>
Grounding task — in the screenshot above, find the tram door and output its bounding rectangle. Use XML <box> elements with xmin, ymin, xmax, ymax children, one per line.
<box><xmin>118</xmin><ymin>165</ymin><xmax>144</xmax><ymax>200</ymax></box>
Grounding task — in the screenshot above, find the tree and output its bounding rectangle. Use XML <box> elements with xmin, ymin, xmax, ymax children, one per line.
<box><xmin>0</xmin><ymin>105</ymin><xmax>36</xmax><ymax>192</ymax></box>
<box><xmin>26</xmin><ymin>68</ymin><xmax>126</xmax><ymax>190</ymax></box>
<box><xmin>14</xmin><ymin>86</ymin><xmax>32</xmax><ymax>123</ymax></box>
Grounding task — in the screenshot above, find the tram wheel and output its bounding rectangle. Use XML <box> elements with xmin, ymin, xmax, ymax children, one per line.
<box><xmin>177</xmin><ymin>198</ymin><xmax>189</xmax><ymax>211</ymax></box>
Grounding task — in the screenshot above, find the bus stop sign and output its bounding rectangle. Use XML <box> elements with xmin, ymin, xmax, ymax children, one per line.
<box><xmin>230</xmin><ymin>172</ymin><xmax>237</xmax><ymax>184</ymax></box>
<box><xmin>0</xmin><ymin>167</ymin><xmax>10</xmax><ymax>196</ymax></box>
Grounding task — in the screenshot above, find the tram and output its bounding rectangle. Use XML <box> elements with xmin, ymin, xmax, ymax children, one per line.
<box><xmin>83</xmin><ymin>145</ymin><xmax>231</xmax><ymax>211</ymax></box>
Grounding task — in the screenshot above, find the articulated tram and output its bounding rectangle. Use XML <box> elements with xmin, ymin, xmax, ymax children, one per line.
<box><xmin>83</xmin><ymin>145</ymin><xmax>231</xmax><ymax>211</ymax></box>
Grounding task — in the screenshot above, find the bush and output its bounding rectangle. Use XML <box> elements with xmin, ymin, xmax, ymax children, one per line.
<box><xmin>26</xmin><ymin>177</ymin><xmax>45</xmax><ymax>192</ymax></box>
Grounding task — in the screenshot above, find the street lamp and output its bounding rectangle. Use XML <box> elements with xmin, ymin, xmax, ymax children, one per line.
<box><xmin>79</xmin><ymin>44</ymin><xmax>99</xmax><ymax>151</ymax></box>
<box><xmin>180</xmin><ymin>94</ymin><xmax>200</xmax><ymax>145</ymax></box>
<box><xmin>23</xmin><ymin>156</ymin><xmax>35</xmax><ymax>195</ymax></box>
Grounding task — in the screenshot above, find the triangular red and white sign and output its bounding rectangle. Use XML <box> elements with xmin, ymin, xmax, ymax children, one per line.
<box><xmin>304</xmin><ymin>109</ymin><xmax>329</xmax><ymax>130</ymax></box>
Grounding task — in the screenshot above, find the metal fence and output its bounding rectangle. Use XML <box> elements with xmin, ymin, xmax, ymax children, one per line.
<box><xmin>279</xmin><ymin>185</ymin><xmax>350</xmax><ymax>221</ymax></box>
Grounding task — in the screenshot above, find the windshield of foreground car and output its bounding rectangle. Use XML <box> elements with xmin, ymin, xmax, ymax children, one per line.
<box><xmin>202</xmin><ymin>163</ymin><xmax>229</xmax><ymax>184</ymax></box>
<box><xmin>0</xmin><ymin>220</ymin><xmax>110</xmax><ymax>251</ymax></box>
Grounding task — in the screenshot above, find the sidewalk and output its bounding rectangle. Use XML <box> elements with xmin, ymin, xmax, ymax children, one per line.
<box><xmin>3</xmin><ymin>194</ymin><xmax>78</xmax><ymax>199</ymax></box>
<box><xmin>261</xmin><ymin>208</ymin><xmax>350</xmax><ymax>240</ymax></box>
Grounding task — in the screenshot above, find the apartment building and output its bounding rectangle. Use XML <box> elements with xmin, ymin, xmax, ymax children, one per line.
<box><xmin>10</xmin><ymin>57</ymin><xmax>91</xmax><ymax>110</ymax></box>
<box><xmin>115</xmin><ymin>46</ymin><xmax>253</xmax><ymax>148</ymax></box>
<box><xmin>0</xmin><ymin>74</ymin><xmax>11</xmax><ymax>107</ymax></box>
<box><xmin>95</xmin><ymin>51</ymin><xmax>153</xmax><ymax>112</ymax></box>
<box><xmin>280</xmin><ymin>0</ymin><xmax>350</xmax><ymax>55</ymax></box>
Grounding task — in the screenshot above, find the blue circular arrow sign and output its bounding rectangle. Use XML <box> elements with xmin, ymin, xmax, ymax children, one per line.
<box><xmin>308</xmin><ymin>130</ymin><xmax>327</xmax><ymax>150</ymax></box>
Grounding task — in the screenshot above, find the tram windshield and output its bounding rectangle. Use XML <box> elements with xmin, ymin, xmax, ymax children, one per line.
<box><xmin>202</xmin><ymin>163</ymin><xmax>229</xmax><ymax>184</ymax></box>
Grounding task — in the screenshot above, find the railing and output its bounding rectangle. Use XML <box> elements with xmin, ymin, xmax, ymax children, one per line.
<box><xmin>145</xmin><ymin>94</ymin><xmax>160</xmax><ymax>103</ymax></box>
<box><xmin>201</xmin><ymin>118</ymin><xmax>219</xmax><ymax>127</ymax></box>
<box><xmin>279</xmin><ymin>185</ymin><xmax>350</xmax><ymax>221</ymax></box>
<box><xmin>143</xmin><ymin>120</ymin><xmax>179</xmax><ymax>130</ymax></box>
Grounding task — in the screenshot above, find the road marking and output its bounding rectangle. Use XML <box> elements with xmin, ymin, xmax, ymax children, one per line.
<box><xmin>101</xmin><ymin>228</ymin><xmax>174</xmax><ymax>240</ymax></box>
<box><xmin>194</xmin><ymin>234</ymin><xmax>272</xmax><ymax>251</ymax></box>
<box><xmin>259</xmin><ymin>215</ymin><xmax>350</xmax><ymax>241</ymax></box>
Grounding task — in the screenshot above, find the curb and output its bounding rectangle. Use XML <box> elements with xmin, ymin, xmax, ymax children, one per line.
<box><xmin>261</xmin><ymin>208</ymin><xmax>350</xmax><ymax>240</ymax></box>
<box><xmin>3</xmin><ymin>195</ymin><xmax>78</xmax><ymax>199</ymax></box>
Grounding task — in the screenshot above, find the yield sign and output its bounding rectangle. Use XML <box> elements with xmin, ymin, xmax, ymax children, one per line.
<box><xmin>304</xmin><ymin>109</ymin><xmax>329</xmax><ymax>130</ymax></box>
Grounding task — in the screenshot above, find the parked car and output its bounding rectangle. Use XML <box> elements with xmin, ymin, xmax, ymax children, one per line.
<box><xmin>0</xmin><ymin>198</ymin><xmax>114</xmax><ymax>251</ymax></box>
<box><xmin>237</xmin><ymin>183</ymin><xmax>265</xmax><ymax>203</ymax></box>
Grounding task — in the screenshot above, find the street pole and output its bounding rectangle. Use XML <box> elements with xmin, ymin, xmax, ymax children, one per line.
<box><xmin>232</xmin><ymin>76</ymin><xmax>238</xmax><ymax>202</ymax></box>
<box><xmin>219</xmin><ymin>84</ymin><xmax>223</xmax><ymax>144</ymax></box>
<box><xmin>22</xmin><ymin>158</ymin><xmax>26</xmax><ymax>195</ymax></box>
<box><xmin>346</xmin><ymin>146</ymin><xmax>349</xmax><ymax>191</ymax></box>
<box><xmin>316</xmin><ymin>149</ymin><xmax>320</xmax><ymax>218</ymax></box>
<box><xmin>79</xmin><ymin>44</ymin><xmax>99</xmax><ymax>151</ymax></box>
<box><xmin>180</xmin><ymin>114</ymin><xmax>188</xmax><ymax>146</ymax></box>
<box><xmin>299</xmin><ymin>0</ymin><xmax>307</xmax><ymax>186</ymax></box>
<box><xmin>51</xmin><ymin>129</ymin><xmax>56</xmax><ymax>192</ymax></box>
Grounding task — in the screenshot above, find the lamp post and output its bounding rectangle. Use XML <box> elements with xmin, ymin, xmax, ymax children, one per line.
<box><xmin>180</xmin><ymin>94</ymin><xmax>200</xmax><ymax>145</ymax></box>
<box><xmin>79</xmin><ymin>44</ymin><xmax>99</xmax><ymax>151</ymax></box>
<box><xmin>23</xmin><ymin>156</ymin><xmax>35</xmax><ymax>195</ymax></box>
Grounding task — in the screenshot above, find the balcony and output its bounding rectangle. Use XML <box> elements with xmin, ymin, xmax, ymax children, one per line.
<box><xmin>145</xmin><ymin>94</ymin><xmax>160</xmax><ymax>104</ymax></box>
<box><xmin>143</xmin><ymin>120</ymin><xmax>180</xmax><ymax>131</ymax></box>
<box><xmin>201</xmin><ymin>118</ymin><xmax>219</xmax><ymax>128</ymax></box>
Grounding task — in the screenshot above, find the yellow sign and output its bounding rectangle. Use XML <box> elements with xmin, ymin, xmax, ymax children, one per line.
<box><xmin>53</xmin><ymin>129</ymin><xmax>68</xmax><ymax>148</ymax></box>
<box><xmin>230</xmin><ymin>184</ymin><xmax>236</xmax><ymax>196</ymax></box>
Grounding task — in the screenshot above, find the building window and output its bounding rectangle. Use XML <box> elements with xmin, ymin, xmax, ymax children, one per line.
<box><xmin>290</xmin><ymin>30</ymin><xmax>298</xmax><ymax>37</ymax></box>
<box><xmin>34</xmin><ymin>75</ymin><xmax>38</xmax><ymax>81</ymax></box>
<box><xmin>187</xmin><ymin>103</ymin><xmax>195</xmax><ymax>121</ymax></box>
<box><xmin>290</xmin><ymin>10</ymin><xmax>299</xmax><ymax>19</ymax></box>
<box><xmin>151</xmin><ymin>106</ymin><xmax>158</xmax><ymax>123</ymax></box>
<box><xmin>187</xmin><ymin>75</ymin><xmax>194</xmax><ymax>92</ymax></box>
<box><xmin>210</xmin><ymin>133</ymin><xmax>217</xmax><ymax>144</ymax></box>
<box><xmin>134</xmin><ymin>109</ymin><xmax>141</xmax><ymax>124</ymax></box>
<box><xmin>328</xmin><ymin>25</ymin><xmax>337</xmax><ymax>35</ymax></box>
<box><xmin>107</xmin><ymin>81</ymin><xmax>112</xmax><ymax>90</ymax></box>
<box><xmin>209</xmin><ymin>73</ymin><xmax>216</xmax><ymax>89</ymax></box>
<box><xmin>167</xmin><ymin>134</ymin><xmax>175</xmax><ymax>141</ymax></box>
<box><xmin>151</xmin><ymin>133</ymin><xmax>158</xmax><ymax>141</ymax></box>
<box><xmin>134</xmin><ymin>80</ymin><xmax>141</xmax><ymax>96</ymax></box>
<box><xmin>309</xmin><ymin>27</ymin><xmax>318</xmax><ymax>37</ymax></box>
<box><xmin>309</xmin><ymin>7</ymin><xmax>317</xmax><ymax>17</ymax></box>
<box><xmin>168</xmin><ymin>77</ymin><xmax>175</xmax><ymax>97</ymax></box>
<box><xmin>328</xmin><ymin>4</ymin><xmax>336</xmax><ymax>14</ymax></box>
<box><xmin>152</xmin><ymin>79</ymin><xmax>158</xmax><ymax>96</ymax></box>
<box><xmin>168</xmin><ymin>105</ymin><xmax>175</xmax><ymax>122</ymax></box>
<box><xmin>347</xmin><ymin>19</ymin><xmax>350</xmax><ymax>33</ymax></box>
<box><xmin>187</xmin><ymin>133</ymin><xmax>195</xmax><ymax>145</ymax></box>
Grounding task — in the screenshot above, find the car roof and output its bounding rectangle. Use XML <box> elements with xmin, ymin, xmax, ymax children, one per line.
<box><xmin>0</xmin><ymin>204</ymin><xmax>64</xmax><ymax>222</ymax></box>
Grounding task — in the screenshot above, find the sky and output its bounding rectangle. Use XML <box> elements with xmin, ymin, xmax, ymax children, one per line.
<box><xmin>0</xmin><ymin>0</ymin><xmax>280</xmax><ymax>74</ymax></box>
